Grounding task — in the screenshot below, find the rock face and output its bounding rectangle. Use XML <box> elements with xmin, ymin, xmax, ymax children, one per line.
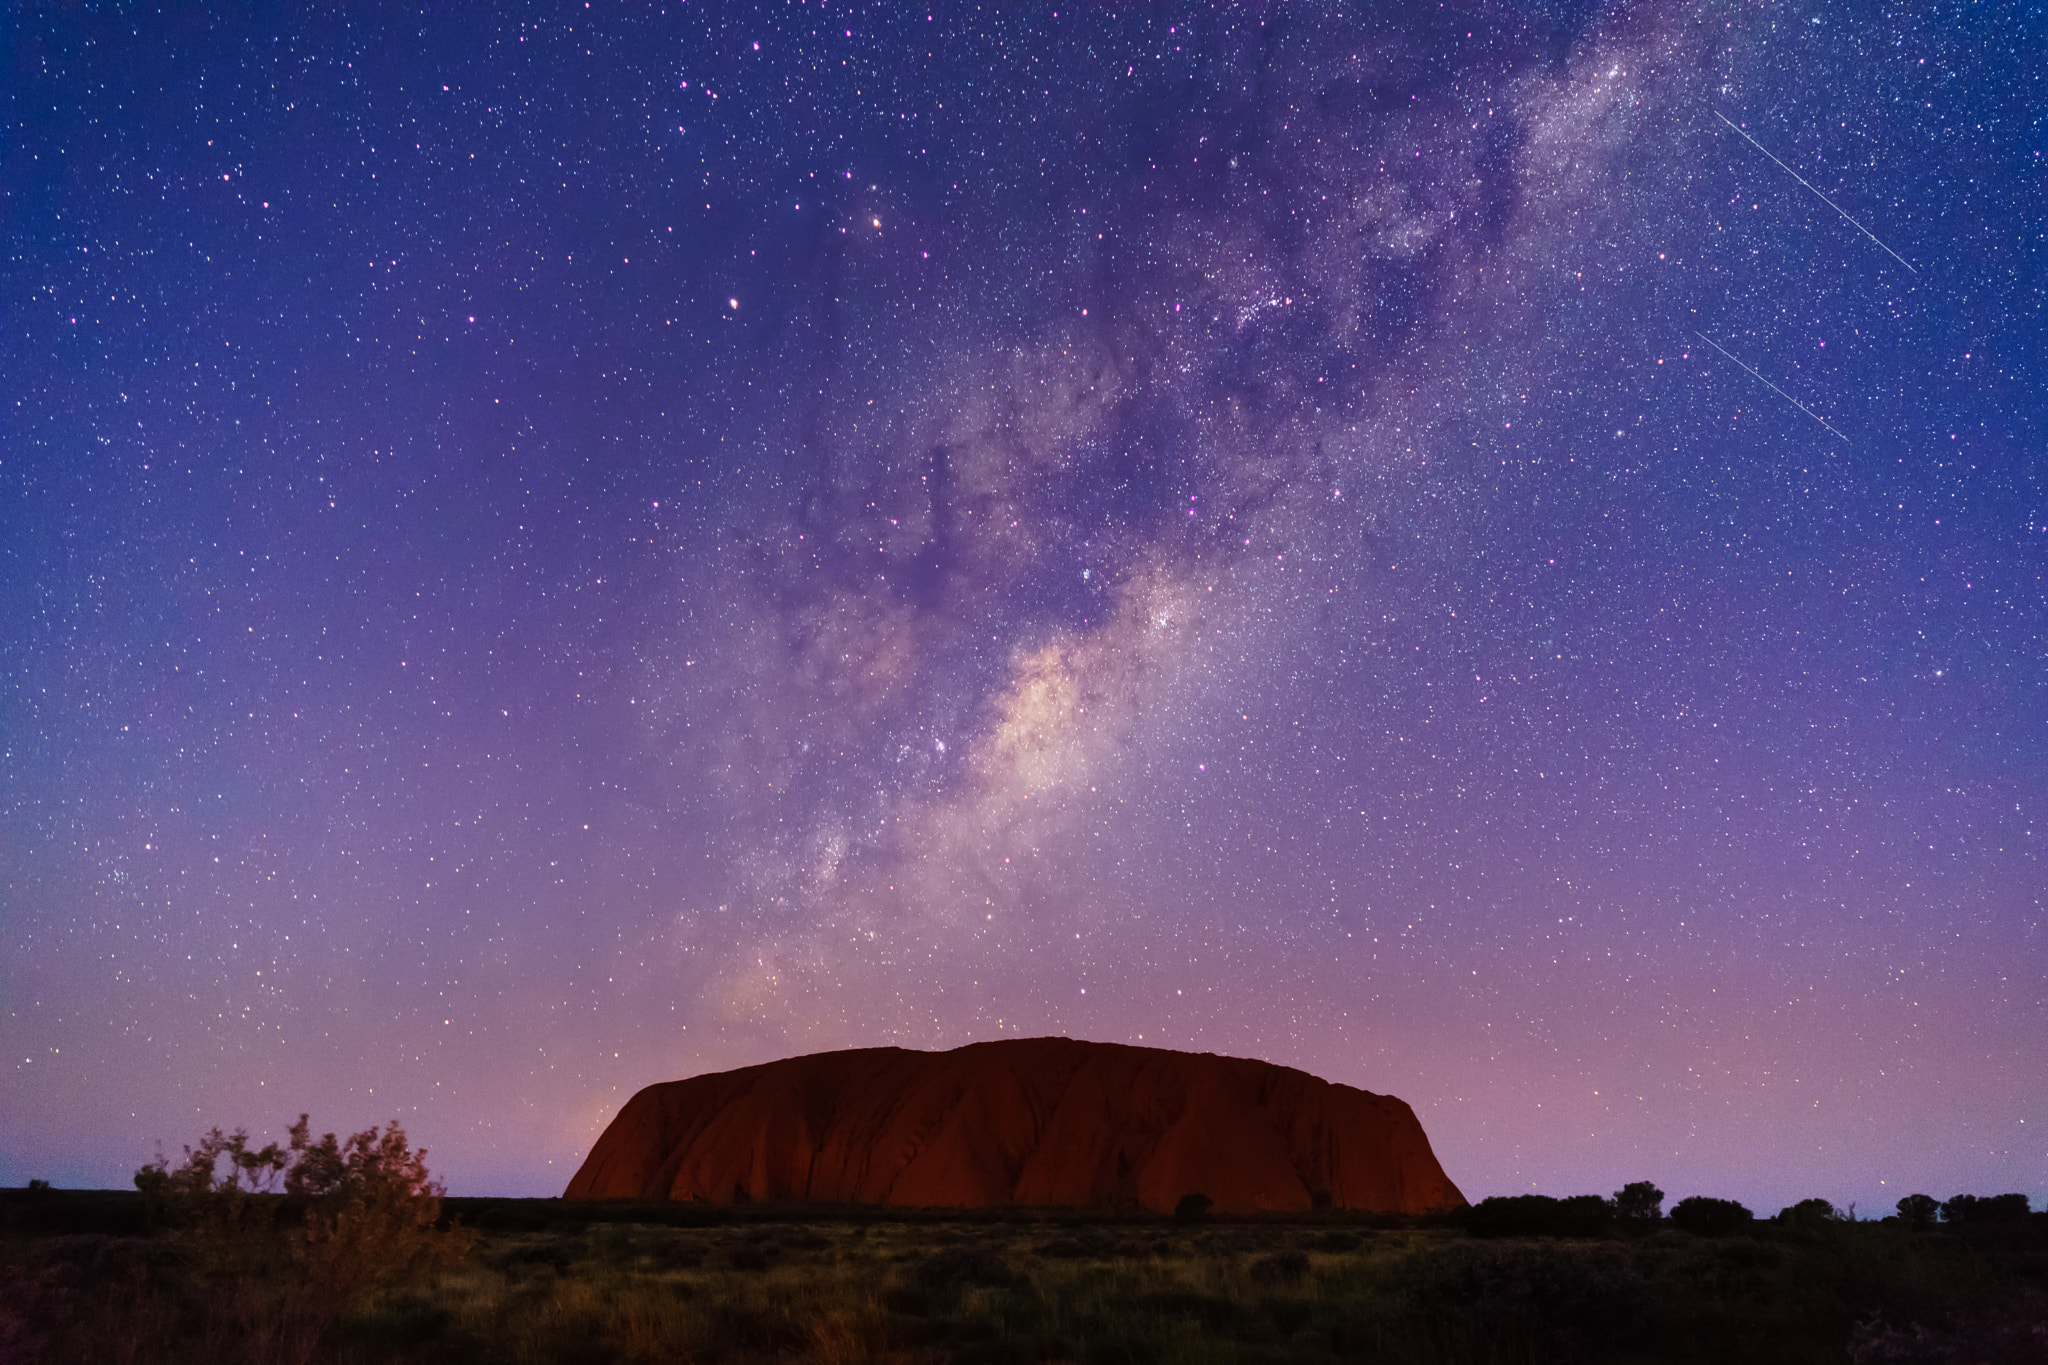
<box><xmin>565</xmin><ymin>1038</ymin><xmax>1464</xmax><ymax>1214</ymax></box>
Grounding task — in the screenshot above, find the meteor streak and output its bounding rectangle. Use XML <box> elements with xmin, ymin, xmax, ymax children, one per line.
<box><xmin>1693</xmin><ymin>331</ymin><xmax>1849</xmax><ymax>443</ymax></box>
<box><xmin>1714</xmin><ymin>111</ymin><xmax>1918</xmax><ymax>275</ymax></box>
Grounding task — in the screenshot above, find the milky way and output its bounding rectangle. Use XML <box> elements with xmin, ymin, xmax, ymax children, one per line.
<box><xmin>4</xmin><ymin>2</ymin><xmax>2042</xmax><ymax>1212</ymax></box>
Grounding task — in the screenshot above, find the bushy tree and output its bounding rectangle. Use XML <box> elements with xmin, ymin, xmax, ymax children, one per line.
<box><xmin>1776</xmin><ymin>1197</ymin><xmax>1839</xmax><ymax>1229</ymax></box>
<box><xmin>1895</xmin><ymin>1193</ymin><xmax>1939</xmax><ymax>1230</ymax></box>
<box><xmin>1613</xmin><ymin>1181</ymin><xmax>1664</xmax><ymax>1222</ymax></box>
<box><xmin>277</xmin><ymin>1114</ymin><xmax>469</xmax><ymax>1304</ymax></box>
<box><xmin>133</xmin><ymin>1124</ymin><xmax>292</xmax><ymax>1280</ymax></box>
<box><xmin>135</xmin><ymin>1114</ymin><xmax>473</xmax><ymax>1352</ymax></box>
<box><xmin>1467</xmin><ymin>1193</ymin><xmax>1613</xmax><ymax>1238</ymax></box>
<box><xmin>1668</xmin><ymin>1196</ymin><xmax>1753</xmax><ymax>1237</ymax></box>
<box><xmin>1940</xmin><ymin>1192</ymin><xmax>2031</xmax><ymax>1225</ymax></box>
<box><xmin>1553</xmin><ymin>1194</ymin><xmax>1616</xmax><ymax>1236</ymax></box>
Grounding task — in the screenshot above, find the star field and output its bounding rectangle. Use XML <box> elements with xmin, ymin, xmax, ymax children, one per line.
<box><xmin>3</xmin><ymin>2</ymin><xmax>2043</xmax><ymax>1211</ymax></box>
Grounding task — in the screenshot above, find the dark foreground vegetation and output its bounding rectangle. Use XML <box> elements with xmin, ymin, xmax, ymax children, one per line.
<box><xmin>2</xmin><ymin>1180</ymin><xmax>2044</xmax><ymax>1363</ymax></box>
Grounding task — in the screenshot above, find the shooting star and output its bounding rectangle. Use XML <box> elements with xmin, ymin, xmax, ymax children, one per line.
<box><xmin>1694</xmin><ymin>331</ymin><xmax>1849</xmax><ymax>444</ymax></box>
<box><xmin>1715</xmin><ymin>111</ymin><xmax>1918</xmax><ymax>275</ymax></box>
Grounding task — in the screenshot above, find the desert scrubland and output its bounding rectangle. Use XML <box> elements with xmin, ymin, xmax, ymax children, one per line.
<box><xmin>4</xmin><ymin>1188</ymin><xmax>2044</xmax><ymax>1363</ymax></box>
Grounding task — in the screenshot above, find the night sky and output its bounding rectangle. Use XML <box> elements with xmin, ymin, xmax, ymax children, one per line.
<box><xmin>5</xmin><ymin>2</ymin><xmax>2043</xmax><ymax>1213</ymax></box>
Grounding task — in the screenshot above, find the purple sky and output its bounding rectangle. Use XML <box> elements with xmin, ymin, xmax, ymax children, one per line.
<box><xmin>4</xmin><ymin>2</ymin><xmax>2042</xmax><ymax>1215</ymax></box>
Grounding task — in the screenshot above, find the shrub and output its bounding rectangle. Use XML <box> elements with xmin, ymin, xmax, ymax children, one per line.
<box><xmin>1612</xmin><ymin>1181</ymin><xmax>1663</xmax><ymax>1223</ymax></box>
<box><xmin>279</xmin><ymin>1115</ymin><xmax>473</xmax><ymax>1304</ymax></box>
<box><xmin>1775</xmin><ymin>1197</ymin><xmax>1838</xmax><ymax>1229</ymax></box>
<box><xmin>727</xmin><ymin>1242</ymin><xmax>773</xmax><ymax>1271</ymax></box>
<box><xmin>916</xmin><ymin>1243</ymin><xmax>1013</xmax><ymax>1289</ymax></box>
<box><xmin>1467</xmin><ymin>1194</ymin><xmax>1613</xmax><ymax>1238</ymax></box>
<box><xmin>134</xmin><ymin>1113</ymin><xmax>473</xmax><ymax>1353</ymax></box>
<box><xmin>1940</xmin><ymin>1193</ymin><xmax>2031</xmax><ymax>1225</ymax></box>
<box><xmin>1247</xmin><ymin>1249</ymin><xmax>1311</xmax><ymax>1287</ymax></box>
<box><xmin>1395</xmin><ymin>1239</ymin><xmax>1654</xmax><ymax>1357</ymax></box>
<box><xmin>1174</xmin><ymin>1193</ymin><xmax>1213</xmax><ymax>1223</ymax></box>
<box><xmin>1895</xmin><ymin>1193</ymin><xmax>1939</xmax><ymax>1230</ymax></box>
<box><xmin>133</xmin><ymin>1122</ymin><xmax>293</xmax><ymax>1281</ymax></box>
<box><xmin>1668</xmin><ymin>1196</ymin><xmax>1753</xmax><ymax>1237</ymax></box>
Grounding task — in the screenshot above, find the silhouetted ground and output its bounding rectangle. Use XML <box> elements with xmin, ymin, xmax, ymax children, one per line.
<box><xmin>3</xmin><ymin>1189</ymin><xmax>2044</xmax><ymax>1362</ymax></box>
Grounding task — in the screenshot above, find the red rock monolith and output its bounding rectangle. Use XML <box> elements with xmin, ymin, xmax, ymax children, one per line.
<box><xmin>564</xmin><ymin>1037</ymin><xmax>1465</xmax><ymax>1214</ymax></box>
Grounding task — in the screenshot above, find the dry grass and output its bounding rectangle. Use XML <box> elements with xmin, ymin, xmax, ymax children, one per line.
<box><xmin>3</xmin><ymin>1198</ymin><xmax>2045</xmax><ymax>1363</ymax></box>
